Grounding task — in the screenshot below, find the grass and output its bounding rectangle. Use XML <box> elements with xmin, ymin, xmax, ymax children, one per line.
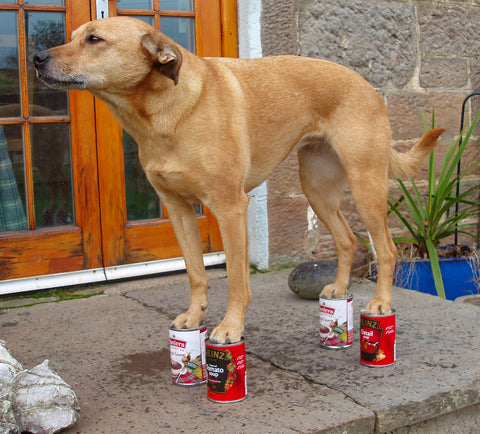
<box><xmin>0</xmin><ymin>286</ymin><xmax>104</xmax><ymax>310</ymax></box>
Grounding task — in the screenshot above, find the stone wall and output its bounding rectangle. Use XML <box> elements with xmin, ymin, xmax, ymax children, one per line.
<box><xmin>261</xmin><ymin>0</ymin><xmax>480</xmax><ymax>270</ymax></box>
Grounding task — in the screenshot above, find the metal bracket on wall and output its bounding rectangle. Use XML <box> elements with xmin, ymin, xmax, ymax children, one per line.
<box><xmin>455</xmin><ymin>92</ymin><xmax>480</xmax><ymax>245</ymax></box>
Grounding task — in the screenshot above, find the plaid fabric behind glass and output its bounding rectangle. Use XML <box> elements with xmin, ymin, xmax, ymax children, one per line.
<box><xmin>0</xmin><ymin>125</ymin><xmax>27</xmax><ymax>231</ymax></box>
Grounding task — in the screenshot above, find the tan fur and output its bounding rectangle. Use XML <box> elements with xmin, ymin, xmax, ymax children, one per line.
<box><xmin>34</xmin><ymin>17</ymin><xmax>444</xmax><ymax>344</ymax></box>
<box><xmin>388</xmin><ymin>128</ymin><xmax>445</xmax><ymax>178</ymax></box>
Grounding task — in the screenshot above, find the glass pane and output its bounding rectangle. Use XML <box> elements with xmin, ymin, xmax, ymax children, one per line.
<box><xmin>130</xmin><ymin>15</ymin><xmax>154</xmax><ymax>27</ymax></box>
<box><xmin>26</xmin><ymin>11</ymin><xmax>68</xmax><ymax>115</ymax></box>
<box><xmin>25</xmin><ymin>1</ymin><xmax>65</xmax><ymax>5</ymax></box>
<box><xmin>118</xmin><ymin>0</ymin><xmax>152</xmax><ymax>8</ymax></box>
<box><xmin>31</xmin><ymin>123</ymin><xmax>73</xmax><ymax>227</ymax></box>
<box><xmin>0</xmin><ymin>0</ymin><xmax>16</xmax><ymax>4</ymax></box>
<box><xmin>0</xmin><ymin>11</ymin><xmax>20</xmax><ymax>114</ymax></box>
<box><xmin>123</xmin><ymin>131</ymin><xmax>162</xmax><ymax>220</ymax></box>
<box><xmin>160</xmin><ymin>16</ymin><xmax>195</xmax><ymax>52</ymax></box>
<box><xmin>0</xmin><ymin>124</ymin><xmax>28</xmax><ymax>232</ymax></box>
<box><xmin>161</xmin><ymin>0</ymin><xmax>194</xmax><ymax>11</ymax></box>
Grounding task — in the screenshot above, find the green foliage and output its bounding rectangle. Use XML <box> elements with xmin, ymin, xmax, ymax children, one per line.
<box><xmin>388</xmin><ymin>111</ymin><xmax>480</xmax><ymax>298</ymax></box>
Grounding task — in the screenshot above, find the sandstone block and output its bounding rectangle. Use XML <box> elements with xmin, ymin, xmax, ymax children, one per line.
<box><xmin>420</xmin><ymin>57</ymin><xmax>468</xmax><ymax>89</ymax></box>
<box><xmin>388</xmin><ymin>92</ymin><xmax>467</xmax><ymax>140</ymax></box>
<box><xmin>297</xmin><ymin>0</ymin><xmax>417</xmax><ymax>88</ymax></box>
<box><xmin>261</xmin><ymin>0</ymin><xmax>297</xmax><ymax>56</ymax></box>
<box><xmin>418</xmin><ymin>4</ymin><xmax>480</xmax><ymax>56</ymax></box>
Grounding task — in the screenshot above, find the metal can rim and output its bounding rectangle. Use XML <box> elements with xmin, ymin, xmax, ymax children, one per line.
<box><xmin>319</xmin><ymin>293</ymin><xmax>353</xmax><ymax>301</ymax></box>
<box><xmin>205</xmin><ymin>336</ymin><xmax>245</xmax><ymax>347</ymax></box>
<box><xmin>360</xmin><ymin>309</ymin><xmax>396</xmax><ymax>318</ymax></box>
<box><xmin>169</xmin><ymin>325</ymin><xmax>207</xmax><ymax>332</ymax></box>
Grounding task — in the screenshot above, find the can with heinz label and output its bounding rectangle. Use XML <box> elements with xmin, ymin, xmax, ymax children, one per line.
<box><xmin>360</xmin><ymin>310</ymin><xmax>396</xmax><ymax>367</ymax></box>
<box><xmin>206</xmin><ymin>338</ymin><xmax>247</xmax><ymax>403</ymax></box>
<box><xmin>169</xmin><ymin>326</ymin><xmax>207</xmax><ymax>385</ymax></box>
<box><xmin>319</xmin><ymin>295</ymin><xmax>354</xmax><ymax>349</ymax></box>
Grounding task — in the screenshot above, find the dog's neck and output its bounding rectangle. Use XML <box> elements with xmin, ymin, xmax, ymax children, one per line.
<box><xmin>92</xmin><ymin>50</ymin><xmax>205</xmax><ymax>150</ymax></box>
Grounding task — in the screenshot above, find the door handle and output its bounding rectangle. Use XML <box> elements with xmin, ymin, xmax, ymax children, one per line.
<box><xmin>96</xmin><ymin>0</ymin><xmax>109</xmax><ymax>19</ymax></box>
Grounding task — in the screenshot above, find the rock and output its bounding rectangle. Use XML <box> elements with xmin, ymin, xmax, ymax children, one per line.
<box><xmin>0</xmin><ymin>397</ymin><xmax>19</xmax><ymax>434</ymax></box>
<box><xmin>288</xmin><ymin>261</ymin><xmax>338</xmax><ymax>299</ymax></box>
<box><xmin>0</xmin><ymin>341</ymin><xmax>23</xmax><ymax>390</ymax></box>
<box><xmin>12</xmin><ymin>360</ymin><xmax>80</xmax><ymax>434</ymax></box>
<box><xmin>0</xmin><ymin>341</ymin><xmax>22</xmax><ymax>434</ymax></box>
<box><xmin>455</xmin><ymin>294</ymin><xmax>480</xmax><ymax>307</ymax></box>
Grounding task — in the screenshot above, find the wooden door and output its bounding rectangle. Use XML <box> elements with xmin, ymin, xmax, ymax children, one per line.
<box><xmin>96</xmin><ymin>0</ymin><xmax>236</xmax><ymax>270</ymax></box>
<box><xmin>0</xmin><ymin>0</ymin><xmax>236</xmax><ymax>287</ymax></box>
<box><xmin>0</xmin><ymin>1</ymin><xmax>102</xmax><ymax>281</ymax></box>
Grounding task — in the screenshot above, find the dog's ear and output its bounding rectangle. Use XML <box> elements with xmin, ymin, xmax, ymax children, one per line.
<box><xmin>141</xmin><ymin>33</ymin><xmax>182</xmax><ymax>85</ymax></box>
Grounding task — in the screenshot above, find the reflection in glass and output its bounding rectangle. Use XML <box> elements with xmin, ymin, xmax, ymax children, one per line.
<box><xmin>161</xmin><ymin>0</ymin><xmax>194</xmax><ymax>11</ymax></box>
<box><xmin>26</xmin><ymin>11</ymin><xmax>68</xmax><ymax>115</ymax></box>
<box><xmin>0</xmin><ymin>124</ymin><xmax>28</xmax><ymax>232</ymax></box>
<box><xmin>31</xmin><ymin>123</ymin><xmax>73</xmax><ymax>227</ymax></box>
<box><xmin>117</xmin><ymin>0</ymin><xmax>193</xmax><ymax>10</ymax></box>
<box><xmin>123</xmin><ymin>131</ymin><xmax>162</xmax><ymax>220</ymax></box>
<box><xmin>129</xmin><ymin>15</ymin><xmax>154</xmax><ymax>27</ymax></box>
<box><xmin>160</xmin><ymin>16</ymin><xmax>195</xmax><ymax>52</ymax></box>
<box><xmin>118</xmin><ymin>0</ymin><xmax>152</xmax><ymax>8</ymax></box>
<box><xmin>25</xmin><ymin>0</ymin><xmax>65</xmax><ymax>5</ymax></box>
<box><xmin>0</xmin><ymin>11</ymin><xmax>20</xmax><ymax>112</ymax></box>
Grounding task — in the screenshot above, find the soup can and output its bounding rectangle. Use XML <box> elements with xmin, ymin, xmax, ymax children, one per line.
<box><xmin>360</xmin><ymin>310</ymin><xmax>396</xmax><ymax>367</ymax></box>
<box><xmin>206</xmin><ymin>338</ymin><xmax>247</xmax><ymax>403</ymax></box>
<box><xmin>169</xmin><ymin>326</ymin><xmax>207</xmax><ymax>385</ymax></box>
<box><xmin>319</xmin><ymin>294</ymin><xmax>354</xmax><ymax>349</ymax></box>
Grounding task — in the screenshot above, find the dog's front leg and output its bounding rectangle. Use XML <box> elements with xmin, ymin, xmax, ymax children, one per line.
<box><xmin>166</xmin><ymin>199</ymin><xmax>210</xmax><ymax>330</ymax></box>
<box><xmin>208</xmin><ymin>194</ymin><xmax>251</xmax><ymax>344</ymax></box>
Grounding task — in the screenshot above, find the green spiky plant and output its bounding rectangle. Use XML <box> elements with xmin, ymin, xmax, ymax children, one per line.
<box><xmin>388</xmin><ymin>110</ymin><xmax>480</xmax><ymax>298</ymax></box>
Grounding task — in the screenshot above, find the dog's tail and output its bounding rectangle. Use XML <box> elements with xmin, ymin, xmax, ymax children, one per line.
<box><xmin>388</xmin><ymin>128</ymin><xmax>446</xmax><ymax>179</ymax></box>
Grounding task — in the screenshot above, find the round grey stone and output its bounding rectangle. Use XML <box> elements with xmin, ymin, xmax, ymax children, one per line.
<box><xmin>288</xmin><ymin>261</ymin><xmax>338</xmax><ymax>299</ymax></box>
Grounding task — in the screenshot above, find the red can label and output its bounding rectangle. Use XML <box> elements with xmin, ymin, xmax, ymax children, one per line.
<box><xmin>169</xmin><ymin>326</ymin><xmax>207</xmax><ymax>385</ymax></box>
<box><xmin>206</xmin><ymin>338</ymin><xmax>247</xmax><ymax>403</ymax></box>
<box><xmin>319</xmin><ymin>295</ymin><xmax>353</xmax><ymax>349</ymax></box>
<box><xmin>360</xmin><ymin>310</ymin><xmax>396</xmax><ymax>367</ymax></box>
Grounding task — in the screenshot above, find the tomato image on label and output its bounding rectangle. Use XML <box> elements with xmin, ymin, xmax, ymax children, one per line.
<box><xmin>206</xmin><ymin>339</ymin><xmax>247</xmax><ymax>403</ymax></box>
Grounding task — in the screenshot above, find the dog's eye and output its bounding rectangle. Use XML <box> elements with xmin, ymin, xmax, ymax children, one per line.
<box><xmin>87</xmin><ymin>34</ymin><xmax>103</xmax><ymax>44</ymax></box>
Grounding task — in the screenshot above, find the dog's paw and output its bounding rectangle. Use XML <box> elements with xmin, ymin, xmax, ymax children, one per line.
<box><xmin>365</xmin><ymin>298</ymin><xmax>392</xmax><ymax>315</ymax></box>
<box><xmin>320</xmin><ymin>283</ymin><xmax>347</xmax><ymax>299</ymax></box>
<box><xmin>171</xmin><ymin>310</ymin><xmax>204</xmax><ymax>330</ymax></box>
<box><xmin>208</xmin><ymin>321</ymin><xmax>243</xmax><ymax>345</ymax></box>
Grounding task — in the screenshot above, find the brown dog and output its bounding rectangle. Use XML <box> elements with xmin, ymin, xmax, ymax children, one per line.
<box><xmin>34</xmin><ymin>17</ymin><xmax>444</xmax><ymax>344</ymax></box>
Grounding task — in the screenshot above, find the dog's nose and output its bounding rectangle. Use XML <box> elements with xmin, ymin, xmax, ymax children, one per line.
<box><xmin>33</xmin><ymin>51</ymin><xmax>50</xmax><ymax>67</ymax></box>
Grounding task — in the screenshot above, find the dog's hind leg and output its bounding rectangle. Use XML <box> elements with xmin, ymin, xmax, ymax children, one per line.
<box><xmin>298</xmin><ymin>140</ymin><xmax>356</xmax><ymax>299</ymax></box>
<box><xmin>166</xmin><ymin>199</ymin><xmax>210</xmax><ymax>330</ymax></box>
<box><xmin>346</xmin><ymin>165</ymin><xmax>396</xmax><ymax>314</ymax></box>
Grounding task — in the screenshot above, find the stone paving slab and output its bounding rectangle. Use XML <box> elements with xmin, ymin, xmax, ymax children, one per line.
<box><xmin>1</xmin><ymin>268</ymin><xmax>479</xmax><ymax>432</ymax></box>
<box><xmin>127</xmin><ymin>269</ymin><xmax>480</xmax><ymax>432</ymax></box>
<box><xmin>0</xmin><ymin>277</ymin><xmax>374</xmax><ymax>433</ymax></box>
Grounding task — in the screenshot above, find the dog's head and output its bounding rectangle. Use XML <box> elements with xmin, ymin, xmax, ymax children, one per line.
<box><xmin>34</xmin><ymin>16</ymin><xmax>183</xmax><ymax>92</ymax></box>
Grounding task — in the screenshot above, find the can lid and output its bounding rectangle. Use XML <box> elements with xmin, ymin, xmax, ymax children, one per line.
<box><xmin>360</xmin><ymin>309</ymin><xmax>396</xmax><ymax>317</ymax></box>
<box><xmin>169</xmin><ymin>324</ymin><xmax>207</xmax><ymax>332</ymax></box>
<box><xmin>319</xmin><ymin>294</ymin><xmax>353</xmax><ymax>302</ymax></box>
<box><xmin>205</xmin><ymin>336</ymin><xmax>245</xmax><ymax>347</ymax></box>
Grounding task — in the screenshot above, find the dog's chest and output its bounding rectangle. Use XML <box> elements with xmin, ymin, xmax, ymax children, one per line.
<box><xmin>144</xmin><ymin>164</ymin><xmax>201</xmax><ymax>202</ymax></box>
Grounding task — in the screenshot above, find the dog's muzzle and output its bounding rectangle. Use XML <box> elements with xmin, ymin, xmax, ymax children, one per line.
<box><xmin>33</xmin><ymin>50</ymin><xmax>50</xmax><ymax>69</ymax></box>
<box><xmin>32</xmin><ymin>50</ymin><xmax>87</xmax><ymax>90</ymax></box>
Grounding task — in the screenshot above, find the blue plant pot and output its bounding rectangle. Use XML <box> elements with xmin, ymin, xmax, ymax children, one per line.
<box><xmin>393</xmin><ymin>256</ymin><xmax>479</xmax><ymax>300</ymax></box>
